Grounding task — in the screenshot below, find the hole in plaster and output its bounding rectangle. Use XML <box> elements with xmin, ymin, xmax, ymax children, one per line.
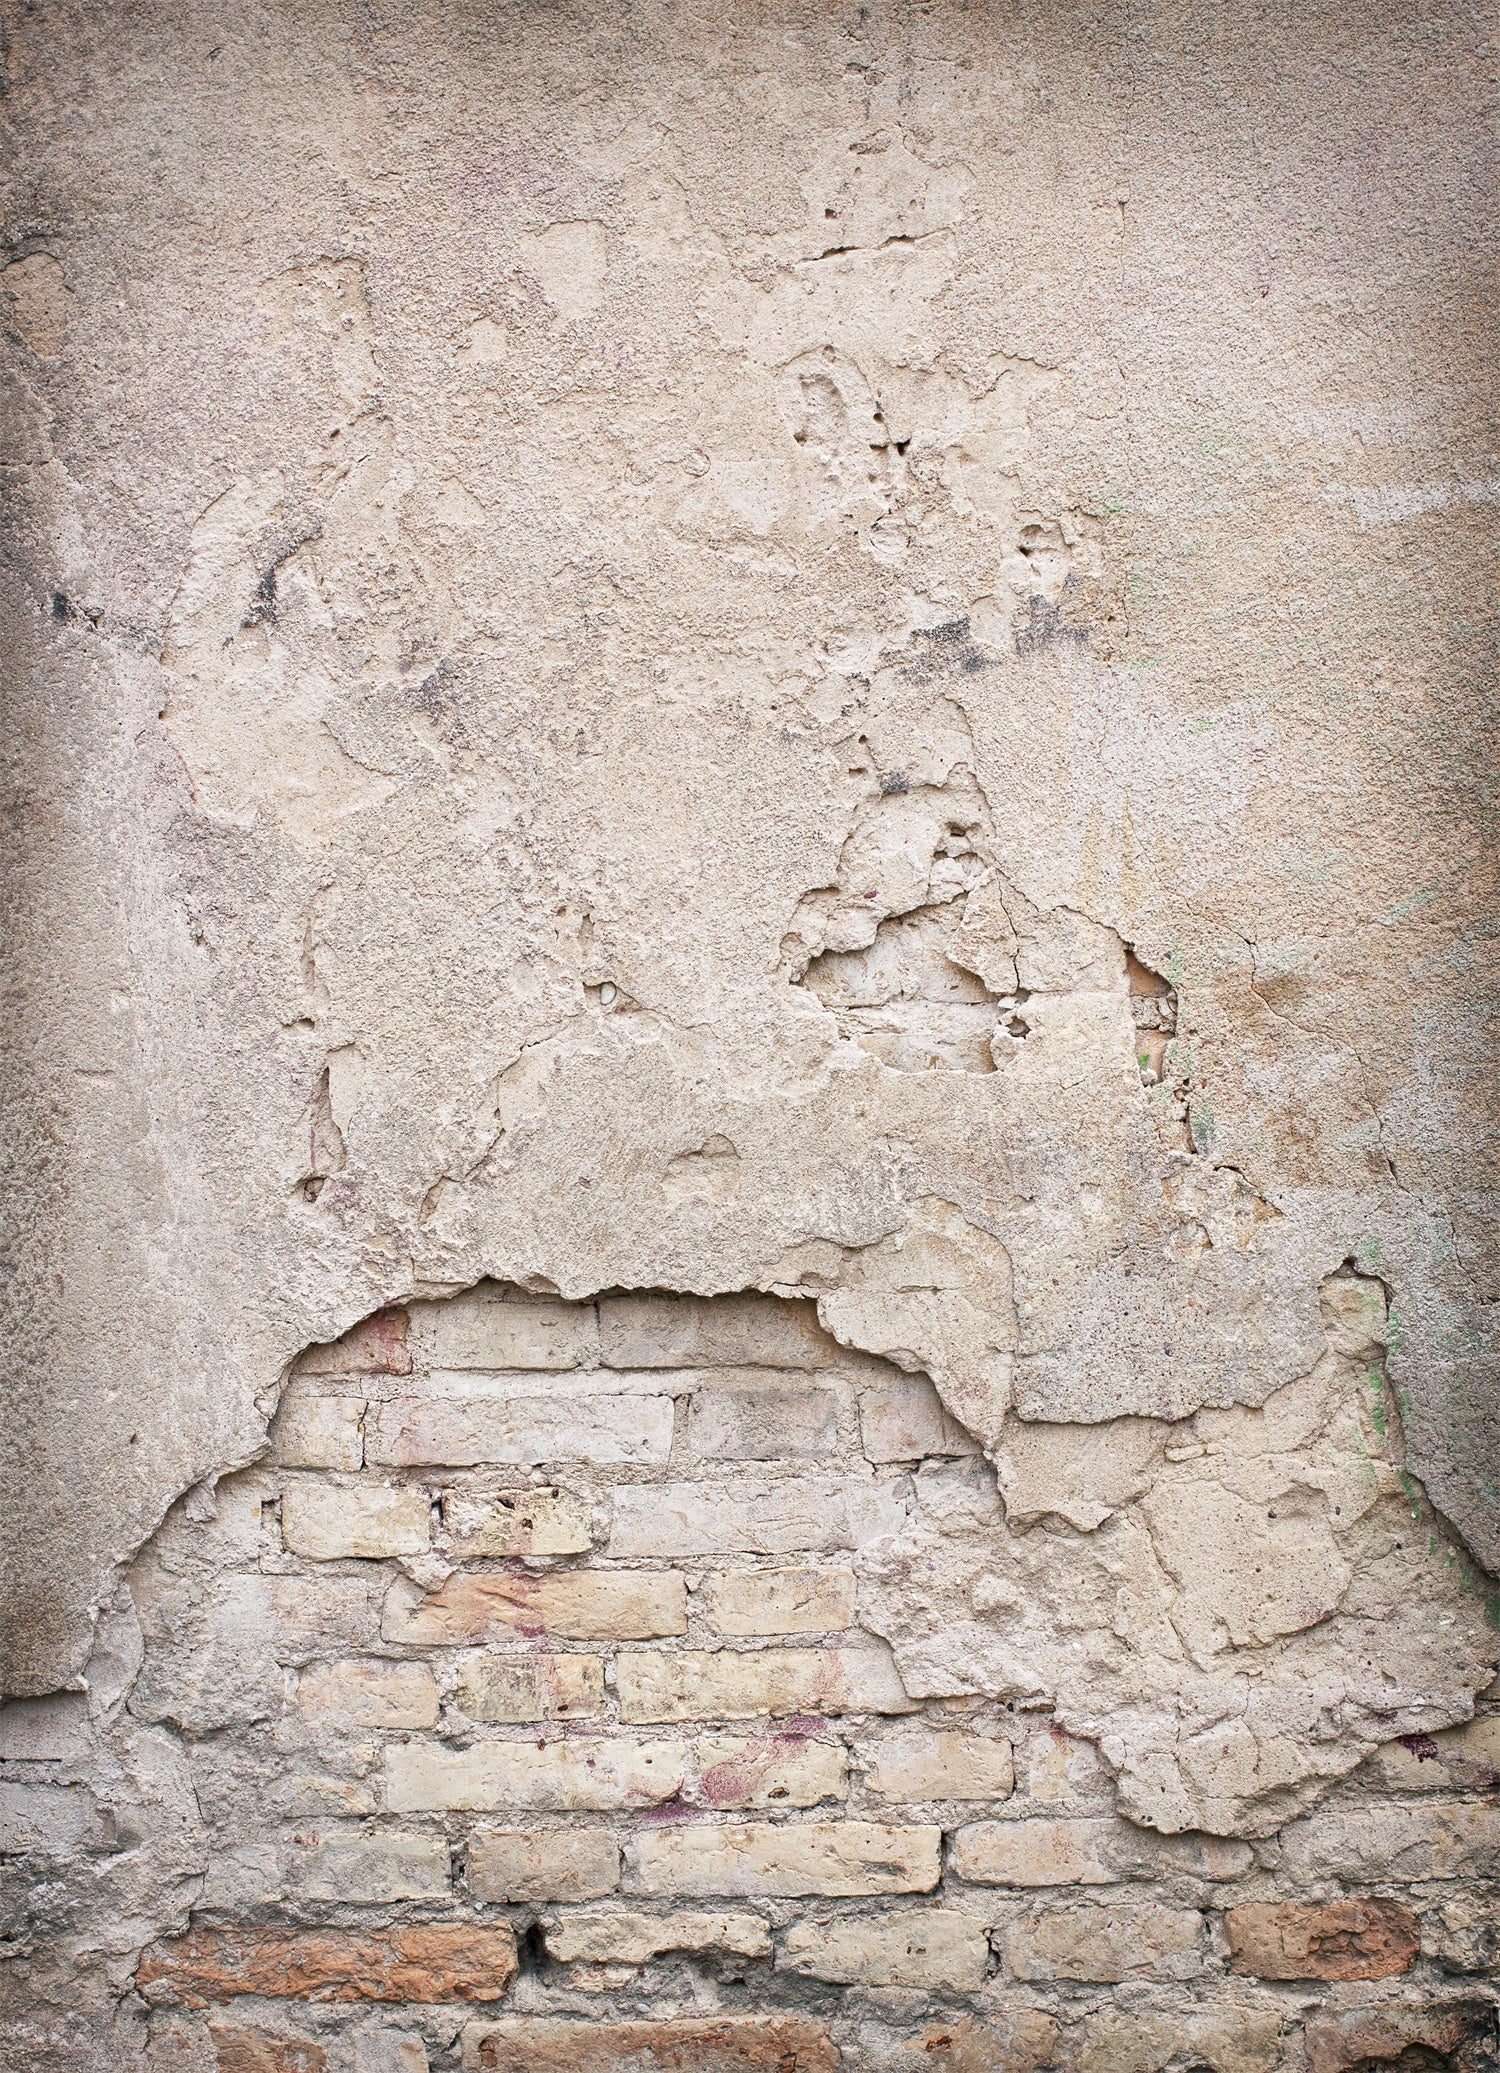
<box><xmin>1126</xmin><ymin>948</ymin><xmax>1178</xmax><ymax>1085</ymax></box>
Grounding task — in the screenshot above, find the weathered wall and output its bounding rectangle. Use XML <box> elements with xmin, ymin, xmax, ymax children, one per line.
<box><xmin>1</xmin><ymin>0</ymin><xmax>1496</xmax><ymax>2065</ymax></box>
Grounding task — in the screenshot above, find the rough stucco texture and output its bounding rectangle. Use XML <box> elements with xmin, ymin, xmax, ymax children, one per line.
<box><xmin>0</xmin><ymin>0</ymin><xmax>1496</xmax><ymax>2060</ymax></box>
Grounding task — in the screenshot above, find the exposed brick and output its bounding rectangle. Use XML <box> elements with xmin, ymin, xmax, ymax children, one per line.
<box><xmin>354</xmin><ymin>2037</ymin><xmax>428</xmax><ymax>2073</ymax></box>
<box><xmin>951</xmin><ymin>1817</ymin><xmax>1250</xmax><ymax>1887</ymax></box>
<box><xmin>780</xmin><ymin>1908</ymin><xmax>988</xmax><ymax>1989</ymax></box>
<box><xmin>299</xmin><ymin>1307</ymin><xmax>412</xmax><ymax>1376</ymax></box>
<box><xmin>417</xmin><ymin>1294</ymin><xmax>599</xmax><ymax>1371</ymax></box>
<box><xmin>218</xmin><ymin>1575</ymin><xmax>382</xmax><ymax>1658</ymax></box>
<box><xmin>1078</xmin><ymin>1998</ymin><xmax>1283</xmax><ymax>2073</ymax></box>
<box><xmin>1371</xmin><ymin>1715</ymin><xmax>1500</xmax><ymax>1792</ymax></box>
<box><xmin>387</xmin><ymin>1736</ymin><xmax>686</xmax><ymax>1812</ymax></box>
<box><xmin>285</xmin><ymin>1826</ymin><xmax>449</xmax><ymax>1902</ymax></box>
<box><xmin>0</xmin><ymin>1781</ymin><xmax>111</xmax><ymax>1854</ymax></box>
<box><xmin>1302</xmin><ymin>2000</ymin><xmax>1496</xmax><ymax>2073</ymax></box>
<box><xmin>272</xmin><ymin>1392</ymin><xmax>365</xmax><ymax>1471</ymax></box>
<box><xmin>298</xmin><ymin>1660</ymin><xmax>439</xmax><ymax>1730</ymax></box>
<box><xmin>691</xmin><ymin>1733</ymin><xmax>848</xmax><ymax>1808</ymax></box>
<box><xmin>210</xmin><ymin>2028</ymin><xmax>328</xmax><ymax>2073</ymax></box>
<box><xmin>280</xmin><ymin>1481</ymin><xmax>430</xmax><ymax>1560</ymax></box>
<box><xmin>1225</xmin><ymin>1899</ymin><xmax>1419</xmax><ymax>1982</ymax></box>
<box><xmin>610</xmin><ymin>1477</ymin><xmax>906</xmax><ymax>1557</ymax></box>
<box><xmin>866</xmin><ymin>1730</ymin><xmax>1014</xmax><ymax>1802</ymax></box>
<box><xmin>456</xmin><ymin>1652</ymin><xmax>605</xmax><ymax>1722</ymax></box>
<box><xmin>0</xmin><ymin>1692</ymin><xmax>90</xmax><ymax>1761</ymax></box>
<box><xmin>898</xmin><ymin>2012</ymin><xmax>1059</xmax><ymax>2073</ymax></box>
<box><xmin>689</xmin><ymin>1383</ymin><xmax>837</xmax><ymax>1460</ymax></box>
<box><xmin>706</xmin><ymin>1566</ymin><xmax>855</xmax><ymax>1637</ymax></box>
<box><xmin>468</xmin><ymin>1827</ymin><xmax>620</xmax><ymax>1902</ymax></box>
<box><xmin>1280</xmin><ymin>1801</ymin><xmax>1500</xmax><ymax>1883</ymax></box>
<box><xmin>545</xmin><ymin>1911</ymin><xmax>772</xmax><ymax>1965</ymax></box>
<box><xmin>136</xmin><ymin>1925</ymin><xmax>518</xmax><ymax>2006</ymax></box>
<box><xmin>443</xmin><ymin>1486</ymin><xmax>592</xmax><ymax>1556</ymax></box>
<box><xmin>461</xmin><ymin>2017</ymin><xmax>839</xmax><ymax>2072</ymax></box>
<box><xmin>599</xmin><ymin>1293</ymin><xmax>834</xmax><ymax>1371</ymax></box>
<box><xmin>384</xmin><ymin>1569</ymin><xmax>687</xmax><ymax>1644</ymax></box>
<box><xmin>369</xmin><ymin>1394</ymin><xmax>672</xmax><ymax>1468</ymax></box>
<box><xmin>624</xmin><ymin>1819</ymin><xmax>941</xmax><ymax>1897</ymax></box>
<box><xmin>859</xmin><ymin>1376</ymin><xmax>978</xmax><ymax>1463</ymax></box>
<box><xmin>617</xmin><ymin>1645</ymin><xmax>914</xmax><ymax>1722</ymax></box>
<box><xmin>1005</xmin><ymin>1903</ymin><xmax>1205</xmax><ymax>1982</ymax></box>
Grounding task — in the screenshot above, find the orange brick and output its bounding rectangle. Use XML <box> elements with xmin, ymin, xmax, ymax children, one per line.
<box><xmin>136</xmin><ymin>1924</ymin><xmax>517</xmax><ymax>2007</ymax></box>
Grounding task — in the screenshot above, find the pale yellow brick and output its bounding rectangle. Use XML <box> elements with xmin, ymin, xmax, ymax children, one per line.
<box><xmin>383</xmin><ymin>1569</ymin><xmax>686</xmax><ymax>1645</ymax></box>
<box><xmin>624</xmin><ymin>1819</ymin><xmax>941</xmax><ymax>1898</ymax></box>
<box><xmin>281</xmin><ymin>1482</ymin><xmax>430</xmax><ymax>1560</ymax></box>
<box><xmin>1370</xmin><ymin>1715</ymin><xmax>1500</xmax><ymax>1792</ymax></box>
<box><xmin>289</xmin><ymin>1825</ymin><xmax>450</xmax><ymax>1902</ymax></box>
<box><xmin>691</xmin><ymin>1734</ymin><xmax>848</xmax><ymax>1809</ymax></box>
<box><xmin>618</xmin><ymin>1645</ymin><xmax>913</xmax><ymax>1723</ymax></box>
<box><xmin>866</xmin><ymin>1730</ymin><xmax>1014</xmax><ymax>1802</ymax></box>
<box><xmin>444</xmin><ymin>1486</ymin><xmax>592</xmax><ymax>1556</ymax></box>
<box><xmin>706</xmin><ymin>1567</ymin><xmax>855</xmax><ymax>1637</ymax></box>
<box><xmin>688</xmin><ymin>1383</ymin><xmax>837</xmax><ymax>1460</ymax></box>
<box><xmin>298</xmin><ymin>1659</ymin><xmax>439</xmax><ymax>1729</ymax></box>
<box><xmin>387</xmin><ymin>1736</ymin><xmax>685</xmax><ymax>1812</ymax></box>
<box><xmin>469</xmin><ymin>1827</ymin><xmax>620</xmax><ymax>1902</ymax></box>
<box><xmin>273</xmin><ymin>1392</ymin><xmax>365</xmax><ymax>1470</ymax></box>
<box><xmin>1078</xmin><ymin>1997</ymin><xmax>1284</xmax><ymax>2073</ymax></box>
<box><xmin>416</xmin><ymin>1294</ymin><xmax>599</xmax><ymax>1371</ymax></box>
<box><xmin>610</xmin><ymin>1477</ymin><xmax>906</xmax><ymax>1557</ymax></box>
<box><xmin>1006</xmin><ymin>1903</ymin><xmax>1206</xmax><ymax>1982</ymax></box>
<box><xmin>779</xmin><ymin>1908</ymin><xmax>988</xmax><ymax>1989</ymax></box>
<box><xmin>456</xmin><ymin>1653</ymin><xmax>605</xmax><ymax>1723</ymax></box>
<box><xmin>1280</xmin><ymin>1801</ymin><xmax>1500</xmax><ymax>1882</ymax></box>
<box><xmin>369</xmin><ymin>1394</ymin><xmax>672</xmax><ymax>1468</ymax></box>
<box><xmin>599</xmin><ymin>1292</ymin><xmax>833</xmax><ymax>1370</ymax></box>
<box><xmin>859</xmin><ymin>1376</ymin><xmax>979</xmax><ymax>1463</ymax></box>
<box><xmin>545</xmin><ymin>1911</ymin><xmax>772</xmax><ymax>1965</ymax></box>
<box><xmin>950</xmin><ymin>1817</ymin><xmax>1120</xmax><ymax>1887</ymax></box>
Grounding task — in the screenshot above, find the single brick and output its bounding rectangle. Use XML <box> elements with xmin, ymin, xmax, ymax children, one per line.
<box><xmin>610</xmin><ymin>1477</ymin><xmax>905</xmax><ymax>1557</ymax></box>
<box><xmin>287</xmin><ymin>1826</ymin><xmax>450</xmax><ymax>1903</ymax></box>
<box><xmin>273</xmin><ymin>1392</ymin><xmax>365</xmax><ymax>1471</ymax></box>
<box><xmin>1303</xmin><ymin>2002</ymin><xmax>1495</xmax><ymax>2073</ymax></box>
<box><xmin>688</xmin><ymin>1384</ymin><xmax>837</xmax><ymax>1460</ymax></box>
<box><xmin>0</xmin><ymin>1693</ymin><xmax>90</xmax><ymax>1762</ymax></box>
<box><xmin>1006</xmin><ymin>1903</ymin><xmax>1205</xmax><ymax>1982</ymax></box>
<box><xmin>443</xmin><ymin>1486</ymin><xmax>592</xmax><ymax>1556</ymax></box>
<box><xmin>898</xmin><ymin>2012</ymin><xmax>1059</xmax><ymax>2073</ymax></box>
<box><xmin>779</xmin><ymin>1907</ymin><xmax>988</xmax><ymax>1990</ymax></box>
<box><xmin>624</xmin><ymin>1819</ymin><xmax>941</xmax><ymax>1898</ymax></box>
<box><xmin>949</xmin><ymin>1817</ymin><xmax>1120</xmax><ymax>1887</ymax></box>
<box><xmin>354</xmin><ymin>2037</ymin><xmax>429</xmax><ymax>2073</ymax></box>
<box><xmin>298</xmin><ymin>1660</ymin><xmax>439</xmax><ymax>1730</ymax></box>
<box><xmin>369</xmin><ymin>1394</ymin><xmax>672</xmax><ymax>1468</ymax></box>
<box><xmin>617</xmin><ymin>1645</ymin><xmax>914</xmax><ymax>1723</ymax></box>
<box><xmin>468</xmin><ymin>1827</ymin><xmax>620</xmax><ymax>1902</ymax></box>
<box><xmin>210</xmin><ymin>2028</ymin><xmax>327</xmax><ymax>2073</ymax></box>
<box><xmin>456</xmin><ymin>1652</ymin><xmax>605</xmax><ymax>1723</ymax></box>
<box><xmin>544</xmin><ymin>1910</ymin><xmax>771</xmax><ymax>1965</ymax></box>
<box><xmin>691</xmin><ymin>1733</ymin><xmax>848</xmax><ymax>1808</ymax></box>
<box><xmin>706</xmin><ymin>1567</ymin><xmax>856</xmax><ymax>1637</ymax></box>
<box><xmin>0</xmin><ymin>1782</ymin><xmax>111</xmax><ymax>1853</ymax></box>
<box><xmin>281</xmin><ymin>1482</ymin><xmax>430</xmax><ymax>1561</ymax></box>
<box><xmin>135</xmin><ymin>1924</ymin><xmax>518</xmax><ymax>2006</ymax></box>
<box><xmin>866</xmin><ymin>1730</ymin><xmax>1014</xmax><ymax>1802</ymax></box>
<box><xmin>1280</xmin><ymin>1801</ymin><xmax>1500</xmax><ymax>1883</ymax></box>
<box><xmin>859</xmin><ymin>1376</ymin><xmax>979</xmax><ymax>1463</ymax></box>
<box><xmin>461</xmin><ymin>2018</ymin><xmax>838</xmax><ymax>2072</ymax></box>
<box><xmin>1371</xmin><ymin>1715</ymin><xmax>1500</xmax><ymax>1792</ymax></box>
<box><xmin>386</xmin><ymin>1736</ymin><xmax>686</xmax><ymax>1812</ymax></box>
<box><xmin>217</xmin><ymin>1574</ymin><xmax>382</xmax><ymax>1657</ymax></box>
<box><xmin>1079</xmin><ymin>1999</ymin><xmax>1284</xmax><ymax>2073</ymax></box>
<box><xmin>1226</xmin><ymin>1899</ymin><xmax>1420</xmax><ymax>1982</ymax></box>
<box><xmin>598</xmin><ymin>1293</ymin><xmax>834</xmax><ymax>1371</ymax></box>
<box><xmin>299</xmin><ymin>1307</ymin><xmax>412</xmax><ymax>1376</ymax></box>
<box><xmin>417</xmin><ymin>1294</ymin><xmax>599</xmax><ymax>1371</ymax></box>
<box><xmin>384</xmin><ymin>1570</ymin><xmax>687</xmax><ymax>1645</ymax></box>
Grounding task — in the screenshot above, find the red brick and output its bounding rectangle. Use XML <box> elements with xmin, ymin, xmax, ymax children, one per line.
<box><xmin>1226</xmin><ymin>1899</ymin><xmax>1419</xmax><ymax>1982</ymax></box>
<box><xmin>137</xmin><ymin>1924</ymin><xmax>516</xmax><ymax>2007</ymax></box>
<box><xmin>462</xmin><ymin>2017</ymin><xmax>839</xmax><ymax>2071</ymax></box>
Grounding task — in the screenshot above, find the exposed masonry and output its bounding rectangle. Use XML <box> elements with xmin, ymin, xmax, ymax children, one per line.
<box><xmin>3</xmin><ymin>1290</ymin><xmax>1494</xmax><ymax>2073</ymax></box>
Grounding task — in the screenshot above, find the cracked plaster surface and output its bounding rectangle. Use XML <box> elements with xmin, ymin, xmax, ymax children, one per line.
<box><xmin>1</xmin><ymin>0</ymin><xmax>1495</xmax><ymax>1786</ymax></box>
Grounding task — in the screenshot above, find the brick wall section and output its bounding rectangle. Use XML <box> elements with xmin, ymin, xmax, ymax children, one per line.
<box><xmin>101</xmin><ymin>1287</ymin><xmax>1500</xmax><ymax>2071</ymax></box>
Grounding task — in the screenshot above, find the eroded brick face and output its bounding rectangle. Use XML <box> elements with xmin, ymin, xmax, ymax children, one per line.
<box><xmin>15</xmin><ymin>1289</ymin><xmax>1499</xmax><ymax>2073</ymax></box>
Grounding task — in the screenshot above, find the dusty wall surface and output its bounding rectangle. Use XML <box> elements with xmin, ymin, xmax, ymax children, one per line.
<box><xmin>1</xmin><ymin>0</ymin><xmax>1496</xmax><ymax>2067</ymax></box>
